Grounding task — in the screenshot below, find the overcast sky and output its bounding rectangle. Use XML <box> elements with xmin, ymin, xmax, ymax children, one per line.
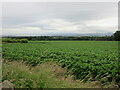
<box><xmin>2</xmin><ymin>2</ymin><xmax>118</xmax><ymax>36</ymax></box>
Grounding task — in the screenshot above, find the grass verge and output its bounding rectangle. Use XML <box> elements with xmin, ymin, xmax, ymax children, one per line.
<box><xmin>2</xmin><ymin>60</ymin><xmax>116</xmax><ymax>88</ymax></box>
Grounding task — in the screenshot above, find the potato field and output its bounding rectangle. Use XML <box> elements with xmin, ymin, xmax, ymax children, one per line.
<box><xmin>2</xmin><ymin>41</ymin><xmax>120</xmax><ymax>87</ymax></box>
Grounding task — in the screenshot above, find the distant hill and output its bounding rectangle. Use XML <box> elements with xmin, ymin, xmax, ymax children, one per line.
<box><xmin>2</xmin><ymin>32</ymin><xmax>113</xmax><ymax>37</ymax></box>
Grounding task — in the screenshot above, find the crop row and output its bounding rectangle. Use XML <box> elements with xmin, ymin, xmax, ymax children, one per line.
<box><xmin>2</xmin><ymin>41</ymin><xmax>120</xmax><ymax>86</ymax></box>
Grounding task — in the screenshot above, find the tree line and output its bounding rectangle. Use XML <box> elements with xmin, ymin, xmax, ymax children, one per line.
<box><xmin>2</xmin><ymin>31</ymin><xmax>120</xmax><ymax>41</ymax></box>
<box><xmin>7</xmin><ymin>36</ymin><xmax>114</xmax><ymax>41</ymax></box>
<box><xmin>2</xmin><ymin>38</ymin><xmax>28</xmax><ymax>43</ymax></box>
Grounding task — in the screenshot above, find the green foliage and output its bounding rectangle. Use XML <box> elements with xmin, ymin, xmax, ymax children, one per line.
<box><xmin>2</xmin><ymin>38</ymin><xmax>28</xmax><ymax>43</ymax></box>
<box><xmin>2</xmin><ymin>41</ymin><xmax>119</xmax><ymax>86</ymax></box>
<box><xmin>3</xmin><ymin>62</ymin><xmax>48</xmax><ymax>88</ymax></box>
<box><xmin>114</xmin><ymin>31</ymin><xmax>120</xmax><ymax>41</ymax></box>
<box><xmin>4</xmin><ymin>36</ymin><xmax>114</xmax><ymax>41</ymax></box>
<box><xmin>3</xmin><ymin>61</ymin><xmax>101</xmax><ymax>88</ymax></box>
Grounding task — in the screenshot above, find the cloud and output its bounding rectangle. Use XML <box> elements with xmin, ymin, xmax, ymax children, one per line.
<box><xmin>2</xmin><ymin>2</ymin><xmax>118</xmax><ymax>36</ymax></box>
<box><xmin>2</xmin><ymin>27</ymin><xmax>42</xmax><ymax>36</ymax></box>
<box><xmin>39</xmin><ymin>19</ymin><xmax>81</xmax><ymax>31</ymax></box>
<box><xmin>3</xmin><ymin>17</ymin><xmax>117</xmax><ymax>36</ymax></box>
<box><xmin>85</xmin><ymin>17</ymin><xmax>117</xmax><ymax>27</ymax></box>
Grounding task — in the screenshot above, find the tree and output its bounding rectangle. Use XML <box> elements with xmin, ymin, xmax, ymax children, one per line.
<box><xmin>114</xmin><ymin>31</ymin><xmax>120</xmax><ymax>41</ymax></box>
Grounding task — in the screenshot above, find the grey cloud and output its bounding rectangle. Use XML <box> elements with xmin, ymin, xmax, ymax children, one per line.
<box><xmin>2</xmin><ymin>2</ymin><xmax>118</xmax><ymax>36</ymax></box>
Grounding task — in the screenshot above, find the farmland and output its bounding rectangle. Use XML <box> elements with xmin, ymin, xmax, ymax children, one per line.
<box><xmin>2</xmin><ymin>41</ymin><xmax>120</xmax><ymax>87</ymax></box>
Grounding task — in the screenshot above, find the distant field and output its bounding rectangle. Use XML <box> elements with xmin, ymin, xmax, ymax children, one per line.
<box><xmin>2</xmin><ymin>41</ymin><xmax>119</xmax><ymax>87</ymax></box>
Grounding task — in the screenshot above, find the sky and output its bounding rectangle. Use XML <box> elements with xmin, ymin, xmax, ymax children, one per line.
<box><xmin>2</xmin><ymin>2</ymin><xmax>118</xmax><ymax>36</ymax></box>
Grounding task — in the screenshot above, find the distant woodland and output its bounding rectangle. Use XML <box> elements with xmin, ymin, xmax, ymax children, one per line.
<box><xmin>2</xmin><ymin>31</ymin><xmax>120</xmax><ymax>42</ymax></box>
